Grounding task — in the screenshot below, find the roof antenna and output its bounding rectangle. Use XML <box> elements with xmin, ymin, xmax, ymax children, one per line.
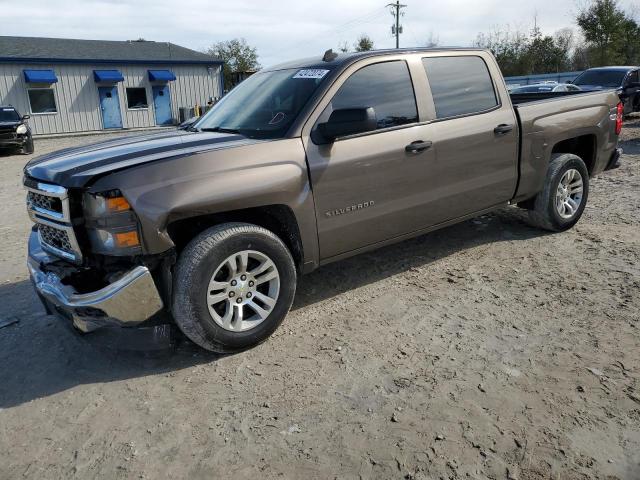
<box><xmin>323</xmin><ymin>49</ymin><xmax>338</xmax><ymax>62</ymax></box>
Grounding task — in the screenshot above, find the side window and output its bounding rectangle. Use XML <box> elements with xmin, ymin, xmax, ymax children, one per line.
<box><xmin>627</xmin><ymin>70</ymin><xmax>639</xmax><ymax>85</ymax></box>
<box><xmin>326</xmin><ymin>61</ymin><xmax>418</xmax><ymax>130</ymax></box>
<box><xmin>422</xmin><ymin>56</ymin><xmax>498</xmax><ymax>119</ymax></box>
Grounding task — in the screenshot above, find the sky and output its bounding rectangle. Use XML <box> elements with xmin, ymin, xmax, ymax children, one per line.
<box><xmin>0</xmin><ymin>0</ymin><xmax>637</xmax><ymax>67</ymax></box>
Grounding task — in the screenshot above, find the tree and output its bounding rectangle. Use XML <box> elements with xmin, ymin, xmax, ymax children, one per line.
<box><xmin>474</xmin><ymin>28</ymin><xmax>531</xmax><ymax>76</ymax></box>
<box><xmin>354</xmin><ymin>34</ymin><xmax>374</xmax><ymax>52</ymax></box>
<box><xmin>576</xmin><ymin>0</ymin><xmax>629</xmax><ymax>65</ymax></box>
<box><xmin>206</xmin><ymin>38</ymin><xmax>260</xmax><ymax>91</ymax></box>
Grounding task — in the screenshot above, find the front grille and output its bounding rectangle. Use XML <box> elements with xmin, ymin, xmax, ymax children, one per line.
<box><xmin>0</xmin><ymin>131</ymin><xmax>15</xmax><ymax>140</ymax></box>
<box><xmin>28</xmin><ymin>191</ymin><xmax>63</xmax><ymax>215</ymax></box>
<box><xmin>25</xmin><ymin>179</ymin><xmax>82</xmax><ymax>262</ymax></box>
<box><xmin>38</xmin><ymin>224</ymin><xmax>73</xmax><ymax>252</ymax></box>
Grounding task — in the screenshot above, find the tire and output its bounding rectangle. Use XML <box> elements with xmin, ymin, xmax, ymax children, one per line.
<box><xmin>21</xmin><ymin>136</ymin><xmax>34</xmax><ymax>155</ymax></box>
<box><xmin>173</xmin><ymin>222</ymin><xmax>296</xmax><ymax>353</ymax></box>
<box><xmin>527</xmin><ymin>153</ymin><xmax>589</xmax><ymax>232</ymax></box>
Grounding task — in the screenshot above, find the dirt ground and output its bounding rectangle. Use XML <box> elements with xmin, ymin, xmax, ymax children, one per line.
<box><xmin>0</xmin><ymin>121</ymin><xmax>639</xmax><ymax>480</ymax></box>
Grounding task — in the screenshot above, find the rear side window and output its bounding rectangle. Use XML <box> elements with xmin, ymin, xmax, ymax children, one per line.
<box><xmin>422</xmin><ymin>56</ymin><xmax>498</xmax><ymax>119</ymax></box>
<box><xmin>329</xmin><ymin>61</ymin><xmax>418</xmax><ymax>129</ymax></box>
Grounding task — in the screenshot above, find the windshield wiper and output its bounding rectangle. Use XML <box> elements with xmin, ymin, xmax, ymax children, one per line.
<box><xmin>200</xmin><ymin>126</ymin><xmax>242</xmax><ymax>134</ymax></box>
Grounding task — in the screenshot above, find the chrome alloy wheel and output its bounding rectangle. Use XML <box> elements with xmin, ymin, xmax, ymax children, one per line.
<box><xmin>206</xmin><ymin>250</ymin><xmax>280</xmax><ymax>332</ymax></box>
<box><xmin>555</xmin><ymin>168</ymin><xmax>584</xmax><ymax>219</ymax></box>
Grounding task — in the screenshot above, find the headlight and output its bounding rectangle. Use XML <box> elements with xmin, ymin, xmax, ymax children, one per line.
<box><xmin>83</xmin><ymin>189</ymin><xmax>142</xmax><ymax>255</ymax></box>
<box><xmin>16</xmin><ymin>124</ymin><xmax>27</xmax><ymax>135</ymax></box>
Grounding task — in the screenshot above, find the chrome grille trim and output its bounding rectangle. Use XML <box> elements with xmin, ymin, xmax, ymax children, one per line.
<box><xmin>25</xmin><ymin>182</ymin><xmax>71</xmax><ymax>222</ymax></box>
<box><xmin>35</xmin><ymin>217</ymin><xmax>82</xmax><ymax>263</ymax></box>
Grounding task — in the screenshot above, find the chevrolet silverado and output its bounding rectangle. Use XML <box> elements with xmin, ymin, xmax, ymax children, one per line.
<box><xmin>24</xmin><ymin>48</ymin><xmax>624</xmax><ymax>352</ymax></box>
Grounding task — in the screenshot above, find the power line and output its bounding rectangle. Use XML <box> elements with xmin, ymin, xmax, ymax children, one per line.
<box><xmin>387</xmin><ymin>1</ymin><xmax>407</xmax><ymax>48</ymax></box>
<box><xmin>274</xmin><ymin>7</ymin><xmax>389</xmax><ymax>57</ymax></box>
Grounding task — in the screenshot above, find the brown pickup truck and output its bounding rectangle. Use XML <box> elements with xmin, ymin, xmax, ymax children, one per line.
<box><xmin>24</xmin><ymin>48</ymin><xmax>623</xmax><ymax>352</ymax></box>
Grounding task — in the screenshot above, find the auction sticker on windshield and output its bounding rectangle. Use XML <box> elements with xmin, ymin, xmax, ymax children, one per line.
<box><xmin>293</xmin><ymin>69</ymin><xmax>330</xmax><ymax>79</ymax></box>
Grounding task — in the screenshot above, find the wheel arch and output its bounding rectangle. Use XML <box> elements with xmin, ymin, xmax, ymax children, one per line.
<box><xmin>551</xmin><ymin>134</ymin><xmax>597</xmax><ymax>175</ymax></box>
<box><xmin>166</xmin><ymin>205</ymin><xmax>305</xmax><ymax>273</ymax></box>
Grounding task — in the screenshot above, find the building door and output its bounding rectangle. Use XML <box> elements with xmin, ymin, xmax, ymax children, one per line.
<box><xmin>98</xmin><ymin>86</ymin><xmax>123</xmax><ymax>129</ymax></box>
<box><xmin>152</xmin><ymin>85</ymin><xmax>172</xmax><ymax>125</ymax></box>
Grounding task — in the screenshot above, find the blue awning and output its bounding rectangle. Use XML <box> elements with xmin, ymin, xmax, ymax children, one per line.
<box><xmin>93</xmin><ymin>70</ymin><xmax>124</xmax><ymax>83</ymax></box>
<box><xmin>148</xmin><ymin>70</ymin><xmax>176</xmax><ymax>82</ymax></box>
<box><xmin>23</xmin><ymin>69</ymin><xmax>58</xmax><ymax>84</ymax></box>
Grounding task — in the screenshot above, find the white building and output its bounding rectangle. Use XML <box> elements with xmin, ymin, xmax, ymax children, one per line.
<box><xmin>0</xmin><ymin>36</ymin><xmax>223</xmax><ymax>135</ymax></box>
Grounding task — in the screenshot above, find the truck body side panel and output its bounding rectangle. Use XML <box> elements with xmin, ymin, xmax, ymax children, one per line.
<box><xmin>89</xmin><ymin>138</ymin><xmax>321</xmax><ymax>270</ymax></box>
<box><xmin>513</xmin><ymin>90</ymin><xmax>619</xmax><ymax>202</ymax></box>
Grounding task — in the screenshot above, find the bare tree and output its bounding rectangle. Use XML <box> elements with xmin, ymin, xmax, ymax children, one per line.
<box><xmin>337</xmin><ymin>41</ymin><xmax>350</xmax><ymax>53</ymax></box>
<box><xmin>424</xmin><ymin>31</ymin><xmax>440</xmax><ymax>48</ymax></box>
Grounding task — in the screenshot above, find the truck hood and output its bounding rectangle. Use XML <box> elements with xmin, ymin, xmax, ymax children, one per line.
<box><xmin>24</xmin><ymin>130</ymin><xmax>260</xmax><ymax>188</ymax></box>
<box><xmin>0</xmin><ymin>121</ymin><xmax>20</xmax><ymax>130</ymax></box>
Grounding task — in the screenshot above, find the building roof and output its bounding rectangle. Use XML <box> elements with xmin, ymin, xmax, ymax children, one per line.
<box><xmin>0</xmin><ymin>36</ymin><xmax>222</xmax><ymax>65</ymax></box>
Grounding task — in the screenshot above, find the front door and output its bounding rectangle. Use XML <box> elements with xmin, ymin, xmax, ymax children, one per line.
<box><xmin>303</xmin><ymin>59</ymin><xmax>431</xmax><ymax>259</ymax></box>
<box><xmin>98</xmin><ymin>86</ymin><xmax>122</xmax><ymax>129</ymax></box>
<box><xmin>152</xmin><ymin>85</ymin><xmax>172</xmax><ymax>125</ymax></box>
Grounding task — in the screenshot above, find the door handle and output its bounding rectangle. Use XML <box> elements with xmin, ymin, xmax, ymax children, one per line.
<box><xmin>494</xmin><ymin>124</ymin><xmax>514</xmax><ymax>135</ymax></box>
<box><xmin>405</xmin><ymin>140</ymin><xmax>433</xmax><ymax>153</ymax></box>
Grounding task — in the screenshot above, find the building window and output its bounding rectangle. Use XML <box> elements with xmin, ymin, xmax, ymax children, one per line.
<box><xmin>28</xmin><ymin>88</ymin><xmax>57</xmax><ymax>114</ymax></box>
<box><xmin>126</xmin><ymin>88</ymin><xmax>148</xmax><ymax>109</ymax></box>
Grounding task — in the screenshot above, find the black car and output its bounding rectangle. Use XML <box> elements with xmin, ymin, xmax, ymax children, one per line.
<box><xmin>571</xmin><ymin>66</ymin><xmax>640</xmax><ymax>115</ymax></box>
<box><xmin>0</xmin><ymin>106</ymin><xmax>34</xmax><ymax>154</ymax></box>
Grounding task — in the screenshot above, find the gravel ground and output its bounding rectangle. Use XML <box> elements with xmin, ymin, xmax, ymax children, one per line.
<box><xmin>0</xmin><ymin>122</ymin><xmax>639</xmax><ymax>480</ymax></box>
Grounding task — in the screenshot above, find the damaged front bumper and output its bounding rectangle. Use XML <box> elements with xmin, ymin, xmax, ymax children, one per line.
<box><xmin>28</xmin><ymin>230</ymin><xmax>176</xmax><ymax>349</ymax></box>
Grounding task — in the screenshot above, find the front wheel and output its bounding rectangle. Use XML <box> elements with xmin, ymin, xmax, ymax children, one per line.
<box><xmin>21</xmin><ymin>136</ymin><xmax>34</xmax><ymax>155</ymax></box>
<box><xmin>527</xmin><ymin>153</ymin><xmax>589</xmax><ymax>232</ymax></box>
<box><xmin>173</xmin><ymin>223</ymin><xmax>297</xmax><ymax>353</ymax></box>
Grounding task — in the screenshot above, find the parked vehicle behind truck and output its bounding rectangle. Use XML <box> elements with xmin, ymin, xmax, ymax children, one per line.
<box><xmin>0</xmin><ymin>106</ymin><xmax>33</xmax><ymax>154</ymax></box>
<box><xmin>24</xmin><ymin>48</ymin><xmax>623</xmax><ymax>352</ymax></box>
<box><xmin>571</xmin><ymin>66</ymin><xmax>640</xmax><ymax>115</ymax></box>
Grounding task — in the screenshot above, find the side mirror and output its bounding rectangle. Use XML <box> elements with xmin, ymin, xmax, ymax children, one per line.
<box><xmin>22</xmin><ymin>114</ymin><xmax>30</xmax><ymax>120</ymax></box>
<box><xmin>316</xmin><ymin>107</ymin><xmax>377</xmax><ymax>143</ymax></box>
<box><xmin>565</xmin><ymin>80</ymin><xmax>573</xmax><ymax>84</ymax></box>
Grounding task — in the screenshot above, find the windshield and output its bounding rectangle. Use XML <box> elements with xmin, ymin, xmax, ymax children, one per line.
<box><xmin>0</xmin><ymin>108</ymin><xmax>20</xmax><ymax>122</ymax></box>
<box><xmin>195</xmin><ymin>68</ymin><xmax>331</xmax><ymax>139</ymax></box>
<box><xmin>573</xmin><ymin>70</ymin><xmax>627</xmax><ymax>88</ymax></box>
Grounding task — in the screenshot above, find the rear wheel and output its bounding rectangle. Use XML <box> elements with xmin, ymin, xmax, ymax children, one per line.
<box><xmin>173</xmin><ymin>223</ymin><xmax>296</xmax><ymax>353</ymax></box>
<box><xmin>527</xmin><ymin>153</ymin><xmax>589</xmax><ymax>232</ymax></box>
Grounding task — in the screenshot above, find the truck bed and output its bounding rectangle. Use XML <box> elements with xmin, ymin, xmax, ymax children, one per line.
<box><xmin>511</xmin><ymin>88</ymin><xmax>620</xmax><ymax>204</ymax></box>
<box><xmin>509</xmin><ymin>90</ymin><xmax>589</xmax><ymax>105</ymax></box>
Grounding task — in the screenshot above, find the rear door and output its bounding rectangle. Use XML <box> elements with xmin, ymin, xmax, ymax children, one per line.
<box><xmin>413</xmin><ymin>54</ymin><xmax>519</xmax><ymax>224</ymax></box>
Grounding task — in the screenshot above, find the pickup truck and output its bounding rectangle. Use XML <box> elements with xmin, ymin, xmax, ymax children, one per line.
<box><xmin>24</xmin><ymin>48</ymin><xmax>623</xmax><ymax>352</ymax></box>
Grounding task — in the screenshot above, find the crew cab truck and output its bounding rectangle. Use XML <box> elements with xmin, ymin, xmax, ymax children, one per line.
<box><xmin>25</xmin><ymin>48</ymin><xmax>623</xmax><ymax>352</ymax></box>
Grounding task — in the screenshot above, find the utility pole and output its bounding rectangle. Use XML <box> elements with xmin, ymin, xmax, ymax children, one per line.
<box><xmin>387</xmin><ymin>1</ymin><xmax>406</xmax><ymax>49</ymax></box>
